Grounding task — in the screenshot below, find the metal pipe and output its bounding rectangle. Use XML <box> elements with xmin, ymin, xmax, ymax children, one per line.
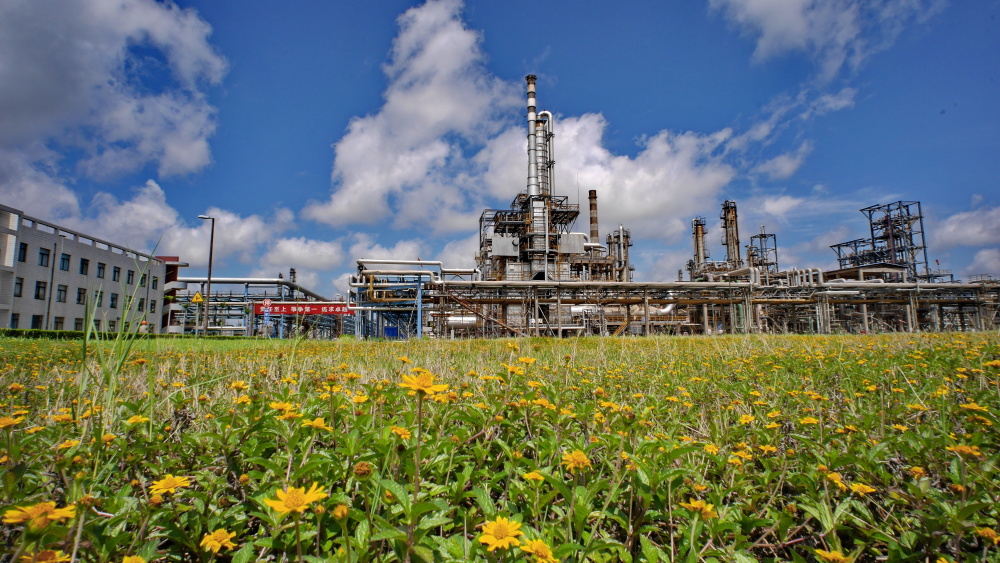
<box><xmin>539</xmin><ymin>110</ymin><xmax>555</xmax><ymax>195</ymax></box>
<box><xmin>177</xmin><ymin>277</ymin><xmax>329</xmax><ymax>301</ymax></box>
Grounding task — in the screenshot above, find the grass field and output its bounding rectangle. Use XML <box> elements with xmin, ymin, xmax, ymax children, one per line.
<box><xmin>1</xmin><ymin>332</ymin><xmax>999</xmax><ymax>562</ymax></box>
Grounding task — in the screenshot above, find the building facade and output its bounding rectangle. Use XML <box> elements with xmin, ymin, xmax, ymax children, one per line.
<box><xmin>0</xmin><ymin>204</ymin><xmax>170</xmax><ymax>333</ymax></box>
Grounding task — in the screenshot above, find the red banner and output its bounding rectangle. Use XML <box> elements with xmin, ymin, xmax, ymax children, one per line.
<box><xmin>254</xmin><ymin>302</ymin><xmax>350</xmax><ymax>315</ymax></box>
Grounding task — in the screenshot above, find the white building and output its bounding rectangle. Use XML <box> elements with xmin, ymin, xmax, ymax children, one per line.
<box><xmin>0</xmin><ymin>203</ymin><xmax>180</xmax><ymax>333</ymax></box>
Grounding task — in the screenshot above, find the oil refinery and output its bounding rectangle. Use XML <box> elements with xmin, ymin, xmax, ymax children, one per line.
<box><xmin>346</xmin><ymin>76</ymin><xmax>998</xmax><ymax>338</ymax></box>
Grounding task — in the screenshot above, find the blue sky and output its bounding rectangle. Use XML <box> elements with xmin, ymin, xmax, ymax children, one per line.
<box><xmin>2</xmin><ymin>0</ymin><xmax>998</xmax><ymax>296</ymax></box>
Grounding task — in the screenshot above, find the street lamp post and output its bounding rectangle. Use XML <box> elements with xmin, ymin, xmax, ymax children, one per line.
<box><xmin>198</xmin><ymin>215</ymin><xmax>215</xmax><ymax>336</ymax></box>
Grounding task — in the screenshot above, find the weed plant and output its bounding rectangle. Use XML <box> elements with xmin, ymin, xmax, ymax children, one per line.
<box><xmin>0</xmin><ymin>332</ymin><xmax>998</xmax><ymax>562</ymax></box>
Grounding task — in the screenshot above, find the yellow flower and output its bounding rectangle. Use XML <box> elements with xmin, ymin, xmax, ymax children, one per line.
<box><xmin>679</xmin><ymin>498</ymin><xmax>717</xmax><ymax>520</ymax></box>
<box><xmin>353</xmin><ymin>394</ymin><xmax>369</xmax><ymax>404</ymax></box>
<box><xmin>301</xmin><ymin>417</ymin><xmax>333</xmax><ymax>431</ymax></box>
<box><xmin>0</xmin><ymin>416</ymin><xmax>25</xmax><ymax>429</ymax></box>
<box><xmin>333</xmin><ymin>503</ymin><xmax>349</xmax><ymax>519</ymax></box>
<box><xmin>122</xmin><ymin>557</ymin><xmax>147</xmax><ymax>563</ymax></box>
<box><xmin>230</xmin><ymin>380</ymin><xmax>249</xmax><ymax>391</ymax></box>
<box><xmin>3</xmin><ymin>501</ymin><xmax>76</xmax><ymax>531</ymax></box>
<box><xmin>946</xmin><ymin>444</ymin><xmax>983</xmax><ymax>457</ymax></box>
<box><xmin>478</xmin><ymin>516</ymin><xmax>523</xmax><ymax>551</ymax></box>
<box><xmin>704</xmin><ymin>444</ymin><xmax>720</xmax><ymax>455</ymax></box>
<box><xmin>975</xmin><ymin>527</ymin><xmax>1000</xmax><ymax>545</ymax></box>
<box><xmin>825</xmin><ymin>472</ymin><xmax>848</xmax><ymax>491</ymax></box>
<box><xmin>523</xmin><ymin>471</ymin><xmax>544</xmax><ymax>481</ymax></box>
<box><xmin>56</xmin><ymin>439</ymin><xmax>80</xmax><ymax>450</ymax></box>
<box><xmin>799</xmin><ymin>416</ymin><xmax>819</xmax><ymax>425</ymax></box>
<box><xmin>959</xmin><ymin>402</ymin><xmax>988</xmax><ymax>412</ymax></box>
<box><xmin>390</xmin><ymin>426</ymin><xmax>412</xmax><ymax>440</ymax></box>
<box><xmin>399</xmin><ymin>371</ymin><xmax>449</xmax><ymax>395</ymax></box>
<box><xmin>814</xmin><ymin>549</ymin><xmax>852</xmax><ymax>563</ymax></box>
<box><xmin>149</xmin><ymin>474</ymin><xmax>192</xmax><ymax>495</ymax></box>
<box><xmin>561</xmin><ymin>450</ymin><xmax>591</xmax><ymax>473</ymax></box>
<box><xmin>126</xmin><ymin>415</ymin><xmax>149</xmax><ymax>424</ymax></box>
<box><xmin>521</xmin><ymin>538</ymin><xmax>559</xmax><ymax>562</ymax></box>
<box><xmin>739</xmin><ymin>414</ymin><xmax>755</xmax><ymax>424</ymax></box>
<box><xmin>264</xmin><ymin>482</ymin><xmax>327</xmax><ymax>514</ymax></box>
<box><xmin>200</xmin><ymin>529</ymin><xmax>237</xmax><ymax>553</ymax></box>
<box><xmin>101</xmin><ymin>433</ymin><xmax>116</xmax><ymax>443</ymax></box>
<box><xmin>850</xmin><ymin>483</ymin><xmax>876</xmax><ymax>496</ymax></box>
<box><xmin>234</xmin><ymin>395</ymin><xmax>251</xmax><ymax>405</ymax></box>
<box><xmin>518</xmin><ymin>357</ymin><xmax>537</xmax><ymax>365</ymax></box>
<box><xmin>269</xmin><ymin>401</ymin><xmax>296</xmax><ymax>412</ymax></box>
<box><xmin>19</xmin><ymin>550</ymin><xmax>71</xmax><ymax>562</ymax></box>
<box><xmin>397</xmin><ymin>356</ymin><xmax>412</xmax><ymax>363</ymax></box>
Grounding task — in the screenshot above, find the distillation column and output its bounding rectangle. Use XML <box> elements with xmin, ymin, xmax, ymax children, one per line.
<box><xmin>721</xmin><ymin>200</ymin><xmax>743</xmax><ymax>269</ymax></box>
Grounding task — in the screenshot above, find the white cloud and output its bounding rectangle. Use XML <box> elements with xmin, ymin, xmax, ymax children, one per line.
<box><xmin>753</xmin><ymin>141</ymin><xmax>813</xmax><ymax>179</ymax></box>
<box><xmin>260</xmin><ymin>237</ymin><xmax>345</xmax><ymax>271</ymax></box>
<box><xmin>709</xmin><ymin>0</ymin><xmax>942</xmax><ymax>81</ymax></box>
<box><xmin>303</xmin><ymin>0</ymin><xmax>518</xmax><ymax>232</ymax></box>
<box><xmin>434</xmin><ymin>233</ymin><xmax>480</xmax><ymax>269</ymax></box>
<box><xmin>347</xmin><ymin>233</ymin><xmax>427</xmax><ymax>263</ymax></box>
<box><xmin>964</xmin><ymin>248</ymin><xmax>1000</xmax><ymax>277</ymax></box>
<box><xmin>546</xmin><ymin>115</ymin><xmax>735</xmax><ymax>242</ymax></box>
<box><xmin>0</xmin><ymin>0</ymin><xmax>226</xmax><ymax>180</ymax></box>
<box><xmin>934</xmin><ymin>206</ymin><xmax>1000</xmax><ymax>249</ymax></box>
<box><xmin>158</xmin><ymin>206</ymin><xmax>295</xmax><ymax>267</ymax></box>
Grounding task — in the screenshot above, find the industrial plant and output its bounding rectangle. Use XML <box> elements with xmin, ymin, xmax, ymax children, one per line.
<box><xmin>347</xmin><ymin>76</ymin><xmax>998</xmax><ymax>338</ymax></box>
<box><xmin>9</xmin><ymin>76</ymin><xmax>993</xmax><ymax>339</ymax></box>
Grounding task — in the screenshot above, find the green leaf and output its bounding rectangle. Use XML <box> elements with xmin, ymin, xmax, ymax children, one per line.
<box><xmin>231</xmin><ymin>542</ymin><xmax>256</xmax><ymax>563</ymax></box>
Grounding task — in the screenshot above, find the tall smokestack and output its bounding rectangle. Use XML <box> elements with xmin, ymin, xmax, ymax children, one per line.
<box><xmin>526</xmin><ymin>75</ymin><xmax>539</xmax><ymax>198</ymax></box>
<box><xmin>589</xmin><ymin>190</ymin><xmax>599</xmax><ymax>242</ymax></box>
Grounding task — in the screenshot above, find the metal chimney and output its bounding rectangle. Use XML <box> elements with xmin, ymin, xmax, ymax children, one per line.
<box><xmin>526</xmin><ymin>75</ymin><xmax>539</xmax><ymax>198</ymax></box>
<box><xmin>589</xmin><ymin>189</ymin><xmax>599</xmax><ymax>242</ymax></box>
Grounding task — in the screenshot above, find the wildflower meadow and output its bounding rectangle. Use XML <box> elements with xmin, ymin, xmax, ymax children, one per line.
<box><xmin>1</xmin><ymin>331</ymin><xmax>999</xmax><ymax>562</ymax></box>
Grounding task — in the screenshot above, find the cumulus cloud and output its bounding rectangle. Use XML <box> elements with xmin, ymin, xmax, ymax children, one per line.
<box><xmin>261</xmin><ymin>237</ymin><xmax>345</xmax><ymax>272</ymax></box>
<box><xmin>934</xmin><ymin>206</ymin><xmax>1000</xmax><ymax>249</ymax></box>
<box><xmin>157</xmin><ymin>206</ymin><xmax>295</xmax><ymax>267</ymax></box>
<box><xmin>303</xmin><ymin>0</ymin><xmax>518</xmax><ymax>232</ymax></box>
<box><xmin>964</xmin><ymin>248</ymin><xmax>1000</xmax><ymax>277</ymax></box>
<box><xmin>0</xmin><ymin>0</ymin><xmax>227</xmax><ymax>180</ymax></box>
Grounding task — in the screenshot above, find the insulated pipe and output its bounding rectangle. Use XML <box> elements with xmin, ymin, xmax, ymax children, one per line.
<box><xmin>176</xmin><ymin>277</ymin><xmax>328</xmax><ymax>301</ymax></box>
<box><xmin>589</xmin><ymin>190</ymin><xmax>599</xmax><ymax>243</ymax></box>
<box><xmin>539</xmin><ymin>110</ymin><xmax>555</xmax><ymax>195</ymax></box>
<box><xmin>526</xmin><ymin>75</ymin><xmax>539</xmax><ymax>198</ymax></box>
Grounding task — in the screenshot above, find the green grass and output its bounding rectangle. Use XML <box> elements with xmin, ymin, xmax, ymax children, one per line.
<box><xmin>1</xmin><ymin>332</ymin><xmax>999</xmax><ymax>562</ymax></box>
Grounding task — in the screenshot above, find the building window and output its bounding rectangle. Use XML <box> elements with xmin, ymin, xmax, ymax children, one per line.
<box><xmin>152</xmin><ymin>276</ymin><xmax>159</xmax><ymax>289</ymax></box>
<box><xmin>97</xmin><ymin>262</ymin><xmax>106</xmax><ymax>278</ymax></box>
<box><xmin>108</xmin><ymin>319</ymin><xmax>116</xmax><ymax>332</ymax></box>
<box><xmin>17</xmin><ymin>243</ymin><xmax>27</xmax><ymax>262</ymax></box>
<box><xmin>76</xmin><ymin>288</ymin><xmax>87</xmax><ymax>305</ymax></box>
<box><xmin>34</xmin><ymin>281</ymin><xmax>47</xmax><ymax>300</ymax></box>
<box><xmin>31</xmin><ymin>315</ymin><xmax>43</xmax><ymax>329</ymax></box>
<box><xmin>95</xmin><ymin>290</ymin><xmax>103</xmax><ymax>307</ymax></box>
<box><xmin>74</xmin><ymin>318</ymin><xmax>83</xmax><ymax>331</ymax></box>
<box><xmin>137</xmin><ymin>298</ymin><xmax>145</xmax><ymax>312</ymax></box>
<box><xmin>93</xmin><ymin>319</ymin><xmax>101</xmax><ymax>332</ymax></box>
<box><xmin>127</xmin><ymin>270</ymin><xmax>135</xmax><ymax>284</ymax></box>
<box><xmin>60</xmin><ymin>253</ymin><xmax>71</xmax><ymax>271</ymax></box>
<box><xmin>39</xmin><ymin>248</ymin><xmax>50</xmax><ymax>267</ymax></box>
<box><xmin>54</xmin><ymin>317</ymin><xmax>65</xmax><ymax>330</ymax></box>
<box><xmin>112</xmin><ymin>266</ymin><xmax>121</xmax><ymax>282</ymax></box>
<box><xmin>149</xmin><ymin>300</ymin><xmax>156</xmax><ymax>313</ymax></box>
<box><xmin>110</xmin><ymin>293</ymin><xmax>118</xmax><ymax>308</ymax></box>
<box><xmin>13</xmin><ymin>277</ymin><xmax>22</xmax><ymax>298</ymax></box>
<box><xmin>9</xmin><ymin>313</ymin><xmax>18</xmax><ymax>329</ymax></box>
<box><xmin>56</xmin><ymin>285</ymin><xmax>67</xmax><ymax>303</ymax></box>
<box><xmin>79</xmin><ymin>258</ymin><xmax>89</xmax><ymax>275</ymax></box>
<box><xmin>140</xmin><ymin>273</ymin><xmax>147</xmax><ymax>287</ymax></box>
